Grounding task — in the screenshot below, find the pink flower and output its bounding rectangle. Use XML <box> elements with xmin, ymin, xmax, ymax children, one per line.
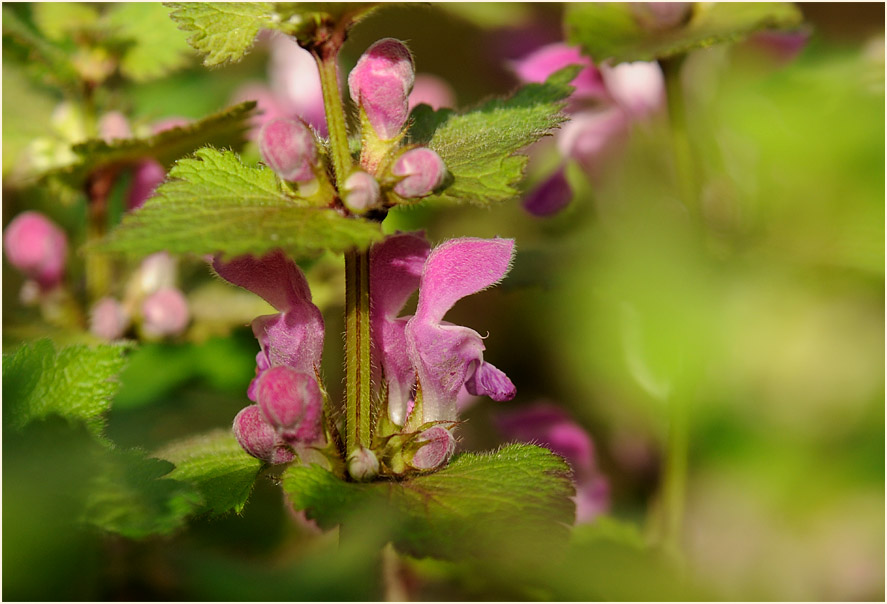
<box><xmin>141</xmin><ymin>287</ymin><xmax>190</xmax><ymax>338</ymax></box>
<box><xmin>212</xmin><ymin>250</ymin><xmax>325</xmax><ymax>402</ymax></box>
<box><xmin>370</xmin><ymin>233</ymin><xmax>517</xmax><ymax>428</ymax></box>
<box><xmin>495</xmin><ymin>403</ymin><xmax>611</xmax><ymax>523</ymax></box>
<box><xmin>90</xmin><ymin>297</ymin><xmax>130</xmax><ymax>341</ymax></box>
<box><xmin>3</xmin><ymin>211</ymin><xmax>68</xmax><ymax>290</ymax></box>
<box><xmin>512</xmin><ymin>42</ymin><xmax>664</xmax><ymax>216</ymax></box>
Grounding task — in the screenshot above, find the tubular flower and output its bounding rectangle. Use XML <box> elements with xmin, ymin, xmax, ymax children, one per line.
<box><xmin>213</xmin><ymin>250</ymin><xmax>325</xmax><ymax>402</ymax></box>
<box><xmin>404</xmin><ymin>237</ymin><xmax>517</xmax><ymax>424</ymax></box>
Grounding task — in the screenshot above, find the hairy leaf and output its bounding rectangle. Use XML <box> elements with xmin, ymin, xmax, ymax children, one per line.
<box><xmin>154</xmin><ymin>429</ymin><xmax>264</xmax><ymax>516</ymax></box>
<box><xmin>283</xmin><ymin>444</ymin><xmax>575</xmax><ymax>560</ymax></box>
<box><xmin>166</xmin><ymin>3</ymin><xmax>380</xmax><ymax>67</ymax></box>
<box><xmin>166</xmin><ymin>2</ymin><xmax>275</xmax><ymax>67</ymax></box>
<box><xmin>45</xmin><ymin>101</ymin><xmax>256</xmax><ymax>189</ymax></box>
<box><xmin>100</xmin><ymin>147</ymin><xmax>382</xmax><ymax>259</ymax></box>
<box><xmin>106</xmin><ymin>3</ymin><xmax>192</xmax><ymax>82</ymax></box>
<box><xmin>2</xmin><ymin>339</ymin><xmax>130</xmax><ymax>436</ymax></box>
<box><xmin>566</xmin><ymin>2</ymin><xmax>804</xmax><ymax>64</ymax></box>
<box><xmin>408</xmin><ymin>67</ymin><xmax>576</xmax><ymax>207</ymax></box>
<box><xmin>83</xmin><ymin>450</ymin><xmax>202</xmax><ymax>538</ymax></box>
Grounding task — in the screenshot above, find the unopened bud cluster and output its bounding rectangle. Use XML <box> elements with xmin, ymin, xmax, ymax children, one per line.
<box><xmin>258</xmin><ymin>38</ymin><xmax>447</xmax><ymax>215</ymax></box>
<box><xmin>233</xmin><ymin>366</ymin><xmax>324</xmax><ymax>464</ymax></box>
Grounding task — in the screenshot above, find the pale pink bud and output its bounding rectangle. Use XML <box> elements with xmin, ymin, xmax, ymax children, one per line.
<box><xmin>128</xmin><ymin>159</ymin><xmax>166</xmax><ymax>210</ymax></box>
<box><xmin>348</xmin><ymin>38</ymin><xmax>415</xmax><ymax>140</ymax></box>
<box><xmin>141</xmin><ymin>287</ymin><xmax>189</xmax><ymax>338</ymax></box>
<box><xmin>258</xmin><ymin>118</ymin><xmax>318</xmax><ymax>182</ymax></box>
<box><xmin>3</xmin><ymin>211</ymin><xmax>68</xmax><ymax>289</ymax></box>
<box><xmin>343</xmin><ymin>170</ymin><xmax>380</xmax><ymax>212</ymax></box>
<box><xmin>90</xmin><ymin>297</ymin><xmax>130</xmax><ymax>341</ymax></box>
<box><xmin>99</xmin><ymin>111</ymin><xmax>132</xmax><ymax>142</ymax></box>
<box><xmin>135</xmin><ymin>252</ymin><xmax>177</xmax><ymax>296</ymax></box>
<box><xmin>629</xmin><ymin>3</ymin><xmax>692</xmax><ymax>31</ymax></box>
<box><xmin>233</xmin><ymin>405</ymin><xmax>296</xmax><ymax>464</ymax></box>
<box><xmin>256</xmin><ymin>366</ymin><xmax>323</xmax><ymax>444</ymax></box>
<box><xmin>409</xmin><ymin>74</ymin><xmax>456</xmax><ymax>110</ymax></box>
<box><xmin>600</xmin><ymin>62</ymin><xmax>665</xmax><ymax>119</ymax></box>
<box><xmin>392</xmin><ymin>147</ymin><xmax>446</xmax><ymax>198</ymax></box>
<box><xmin>347</xmin><ymin>446</ymin><xmax>380</xmax><ymax>481</ymax></box>
<box><xmin>269</xmin><ymin>34</ymin><xmax>328</xmax><ymax>136</ymax></box>
<box><xmin>411</xmin><ymin>426</ymin><xmax>456</xmax><ymax>470</ymax></box>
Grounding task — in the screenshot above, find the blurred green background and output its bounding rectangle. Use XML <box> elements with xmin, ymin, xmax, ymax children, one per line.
<box><xmin>3</xmin><ymin>2</ymin><xmax>884</xmax><ymax>601</ymax></box>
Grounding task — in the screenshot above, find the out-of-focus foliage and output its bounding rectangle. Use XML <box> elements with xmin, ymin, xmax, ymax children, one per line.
<box><xmin>567</xmin><ymin>2</ymin><xmax>803</xmax><ymax>63</ymax></box>
<box><xmin>2</xmin><ymin>2</ymin><xmax>883</xmax><ymax>601</ymax></box>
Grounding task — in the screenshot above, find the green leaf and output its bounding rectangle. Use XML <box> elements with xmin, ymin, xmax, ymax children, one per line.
<box><xmin>45</xmin><ymin>100</ymin><xmax>256</xmax><ymax>189</ymax></box>
<box><xmin>283</xmin><ymin>443</ymin><xmax>575</xmax><ymax>560</ymax></box>
<box><xmin>154</xmin><ymin>429</ymin><xmax>264</xmax><ymax>516</ymax></box>
<box><xmin>166</xmin><ymin>2</ymin><xmax>274</xmax><ymax>67</ymax></box>
<box><xmin>100</xmin><ymin>147</ymin><xmax>382</xmax><ymax>259</ymax></box>
<box><xmin>106</xmin><ymin>2</ymin><xmax>192</xmax><ymax>82</ymax></box>
<box><xmin>166</xmin><ymin>2</ymin><xmax>380</xmax><ymax>67</ymax></box>
<box><xmin>566</xmin><ymin>2</ymin><xmax>804</xmax><ymax>64</ymax></box>
<box><xmin>31</xmin><ymin>2</ymin><xmax>100</xmax><ymax>41</ymax></box>
<box><xmin>83</xmin><ymin>449</ymin><xmax>202</xmax><ymax>538</ymax></box>
<box><xmin>408</xmin><ymin>67</ymin><xmax>576</xmax><ymax>207</ymax></box>
<box><xmin>2</xmin><ymin>339</ymin><xmax>130</xmax><ymax>436</ymax></box>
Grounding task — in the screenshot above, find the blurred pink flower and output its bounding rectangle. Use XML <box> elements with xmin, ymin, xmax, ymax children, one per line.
<box><xmin>409</xmin><ymin>74</ymin><xmax>457</xmax><ymax>110</ymax></box>
<box><xmin>495</xmin><ymin>403</ymin><xmax>611</xmax><ymax>523</ymax></box>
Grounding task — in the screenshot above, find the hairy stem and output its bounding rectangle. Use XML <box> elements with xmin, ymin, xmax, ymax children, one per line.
<box><xmin>344</xmin><ymin>248</ymin><xmax>372</xmax><ymax>457</ymax></box>
<box><xmin>313</xmin><ymin>47</ymin><xmax>352</xmax><ymax>188</ymax></box>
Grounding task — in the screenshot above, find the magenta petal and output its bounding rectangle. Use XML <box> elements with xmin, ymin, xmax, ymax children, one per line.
<box><xmin>411</xmin><ymin>426</ymin><xmax>456</xmax><ymax>470</ymax></box>
<box><xmin>213</xmin><ymin>250</ymin><xmax>324</xmax><ymax>375</ymax></box>
<box><xmin>370</xmin><ymin>233</ymin><xmax>431</xmax><ymax>425</ymax></box>
<box><xmin>495</xmin><ymin>403</ymin><xmax>595</xmax><ymax>474</ymax></box>
<box><xmin>522</xmin><ymin>167</ymin><xmax>573</xmax><ymax>217</ymax></box>
<box><xmin>511</xmin><ymin>43</ymin><xmax>607</xmax><ymax>100</ymax></box>
<box><xmin>414</xmin><ymin>238</ymin><xmax>514</xmax><ymax>325</ymax></box>
<box><xmin>464</xmin><ymin>361</ymin><xmax>515</xmax><ymax>402</ymax></box>
<box><xmin>406</xmin><ymin>238</ymin><xmax>516</xmax><ymax>423</ymax></box>
<box><xmin>128</xmin><ymin>160</ymin><xmax>166</xmax><ymax>210</ymax></box>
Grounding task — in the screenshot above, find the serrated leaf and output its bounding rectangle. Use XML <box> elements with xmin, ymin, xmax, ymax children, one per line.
<box><xmin>43</xmin><ymin>101</ymin><xmax>256</xmax><ymax>190</ymax></box>
<box><xmin>166</xmin><ymin>2</ymin><xmax>379</xmax><ymax>67</ymax></box>
<box><xmin>566</xmin><ymin>2</ymin><xmax>804</xmax><ymax>64</ymax></box>
<box><xmin>283</xmin><ymin>443</ymin><xmax>575</xmax><ymax>560</ymax></box>
<box><xmin>166</xmin><ymin>2</ymin><xmax>276</xmax><ymax>67</ymax></box>
<box><xmin>2</xmin><ymin>339</ymin><xmax>130</xmax><ymax>436</ymax></box>
<box><xmin>154</xmin><ymin>429</ymin><xmax>264</xmax><ymax>516</ymax></box>
<box><xmin>83</xmin><ymin>449</ymin><xmax>202</xmax><ymax>538</ymax></box>
<box><xmin>106</xmin><ymin>2</ymin><xmax>192</xmax><ymax>82</ymax></box>
<box><xmin>100</xmin><ymin>147</ymin><xmax>382</xmax><ymax>259</ymax></box>
<box><xmin>407</xmin><ymin>68</ymin><xmax>576</xmax><ymax>207</ymax></box>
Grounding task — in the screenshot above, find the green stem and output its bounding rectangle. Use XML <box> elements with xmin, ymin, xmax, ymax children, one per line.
<box><xmin>661</xmin><ymin>56</ymin><xmax>698</xmax><ymax>218</ymax></box>
<box><xmin>344</xmin><ymin>248</ymin><xmax>372</xmax><ymax>456</ymax></box>
<box><xmin>659</xmin><ymin>394</ymin><xmax>689</xmax><ymax>554</ymax></box>
<box><xmin>313</xmin><ymin>46</ymin><xmax>352</xmax><ymax>188</ymax></box>
<box><xmin>85</xmin><ymin>168</ymin><xmax>116</xmax><ymax>303</ymax></box>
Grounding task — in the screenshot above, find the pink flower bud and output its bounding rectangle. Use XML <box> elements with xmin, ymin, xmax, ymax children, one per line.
<box><xmin>600</xmin><ymin>62</ymin><xmax>665</xmax><ymax>119</ymax></box>
<box><xmin>410</xmin><ymin>426</ymin><xmax>456</xmax><ymax>470</ymax></box>
<box><xmin>3</xmin><ymin>211</ymin><xmax>68</xmax><ymax>289</ymax></box>
<box><xmin>392</xmin><ymin>147</ymin><xmax>446</xmax><ymax>198</ymax></box>
<box><xmin>90</xmin><ymin>297</ymin><xmax>130</xmax><ymax>341</ymax></box>
<box><xmin>258</xmin><ymin>118</ymin><xmax>318</xmax><ymax>182</ymax></box>
<box><xmin>99</xmin><ymin>111</ymin><xmax>132</xmax><ymax>142</ymax></box>
<box><xmin>256</xmin><ymin>366</ymin><xmax>323</xmax><ymax>444</ymax></box>
<box><xmin>347</xmin><ymin>446</ymin><xmax>379</xmax><ymax>481</ymax></box>
<box><xmin>409</xmin><ymin>74</ymin><xmax>456</xmax><ymax>111</ymax></box>
<box><xmin>233</xmin><ymin>405</ymin><xmax>296</xmax><ymax>464</ymax></box>
<box><xmin>128</xmin><ymin>159</ymin><xmax>166</xmax><ymax>210</ymax></box>
<box><xmin>348</xmin><ymin>38</ymin><xmax>415</xmax><ymax>140</ymax></box>
<box><xmin>141</xmin><ymin>287</ymin><xmax>189</xmax><ymax>338</ymax></box>
<box><xmin>343</xmin><ymin>170</ymin><xmax>380</xmax><ymax>212</ymax></box>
